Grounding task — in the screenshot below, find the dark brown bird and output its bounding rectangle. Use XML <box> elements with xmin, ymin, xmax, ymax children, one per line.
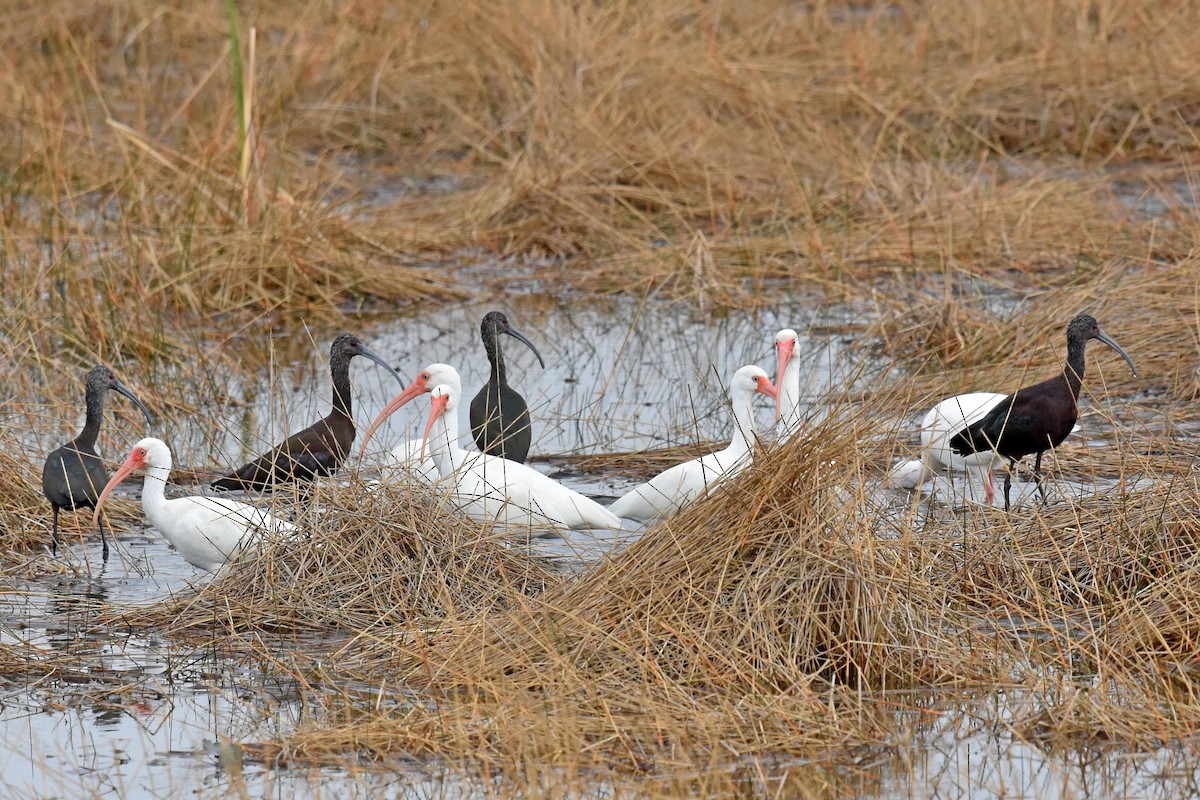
<box><xmin>949</xmin><ymin>314</ymin><xmax>1137</xmax><ymax>510</ymax></box>
<box><xmin>469</xmin><ymin>311</ymin><xmax>545</xmax><ymax>463</ymax></box>
<box><xmin>41</xmin><ymin>365</ymin><xmax>153</xmax><ymax>558</ymax></box>
<box><xmin>212</xmin><ymin>334</ymin><xmax>404</xmax><ymax>491</ymax></box>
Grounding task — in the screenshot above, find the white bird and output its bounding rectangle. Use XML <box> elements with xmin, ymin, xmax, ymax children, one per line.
<box><xmin>886</xmin><ymin>392</ymin><xmax>1009</xmax><ymax>504</ymax></box>
<box><xmin>93</xmin><ymin>437</ymin><xmax>298</xmax><ymax>572</ymax></box>
<box><xmin>420</xmin><ymin>383</ymin><xmax>622</xmax><ymax>530</ymax></box>
<box><xmin>775</xmin><ymin>328</ymin><xmax>803</xmax><ymax>438</ymax></box>
<box><xmin>609</xmin><ymin>365</ymin><xmax>779</xmax><ymax>524</ymax></box>
<box><xmin>357</xmin><ymin>363</ymin><xmax>464</xmax><ymax>483</ymax></box>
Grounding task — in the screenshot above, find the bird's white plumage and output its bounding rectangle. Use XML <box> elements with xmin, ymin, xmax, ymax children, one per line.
<box><xmin>423</xmin><ymin>382</ymin><xmax>621</xmax><ymax>531</ymax></box>
<box><xmin>95</xmin><ymin>438</ymin><xmax>297</xmax><ymax>572</ymax></box>
<box><xmin>609</xmin><ymin>365</ymin><xmax>778</xmax><ymax>524</ymax></box>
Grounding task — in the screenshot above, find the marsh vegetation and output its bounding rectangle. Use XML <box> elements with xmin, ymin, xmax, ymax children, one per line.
<box><xmin>3</xmin><ymin>0</ymin><xmax>1200</xmax><ymax>795</ymax></box>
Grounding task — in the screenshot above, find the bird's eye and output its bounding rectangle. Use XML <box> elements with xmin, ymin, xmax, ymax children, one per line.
<box><xmin>421</xmin><ymin>372</ymin><xmax>430</xmax><ymax>381</ymax></box>
<box><xmin>137</xmin><ymin>448</ymin><xmax>146</xmax><ymax>456</ymax></box>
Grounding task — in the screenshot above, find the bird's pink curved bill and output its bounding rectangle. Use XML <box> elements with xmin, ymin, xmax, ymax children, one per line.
<box><xmin>358</xmin><ymin>380</ymin><xmax>431</xmax><ymax>458</ymax></box>
<box><xmin>91</xmin><ymin>451</ymin><xmax>144</xmax><ymax>528</ymax></box>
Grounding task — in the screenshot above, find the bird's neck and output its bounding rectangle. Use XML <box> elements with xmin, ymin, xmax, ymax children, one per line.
<box><xmin>428</xmin><ymin>410</ymin><xmax>462</xmax><ymax>476</ymax></box>
<box><xmin>485</xmin><ymin>333</ymin><xmax>507</xmax><ymax>387</ymax></box>
<box><xmin>139</xmin><ymin>465</ymin><xmax>171</xmax><ymax>515</ymax></box>
<box><xmin>74</xmin><ymin>385</ymin><xmax>106</xmax><ymax>449</ymax></box>
<box><xmin>727</xmin><ymin>389</ymin><xmax>758</xmax><ymax>456</ymax></box>
<box><xmin>1063</xmin><ymin>337</ymin><xmax>1087</xmax><ymax>400</ymax></box>
<box><xmin>780</xmin><ymin>363</ymin><xmax>803</xmax><ymax>437</ymax></box>
<box><xmin>330</xmin><ymin>357</ymin><xmax>353</xmax><ymax>419</ymax></box>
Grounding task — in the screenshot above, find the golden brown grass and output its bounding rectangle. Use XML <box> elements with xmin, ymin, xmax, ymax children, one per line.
<box><xmin>5</xmin><ymin>0</ymin><xmax>1200</xmax><ymax>793</ymax></box>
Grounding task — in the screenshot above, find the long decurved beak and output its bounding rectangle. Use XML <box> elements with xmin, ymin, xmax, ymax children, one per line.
<box><xmin>1096</xmin><ymin>329</ymin><xmax>1138</xmax><ymax>377</ymax></box>
<box><xmin>113</xmin><ymin>379</ymin><xmax>154</xmax><ymax>425</ymax></box>
<box><xmin>504</xmin><ymin>325</ymin><xmax>546</xmax><ymax>369</ymax></box>
<box><xmin>420</xmin><ymin>393</ymin><xmax>451</xmax><ymax>462</ymax></box>
<box><xmin>358</xmin><ymin>380</ymin><xmax>429</xmax><ymax>458</ymax></box>
<box><xmin>358</xmin><ymin>345</ymin><xmax>407</xmax><ymax>388</ymax></box>
<box><xmin>757</xmin><ymin>376</ymin><xmax>780</xmax><ymax>402</ymax></box>
<box><xmin>775</xmin><ymin>340</ymin><xmax>794</xmax><ymax>422</ymax></box>
<box><xmin>91</xmin><ymin>454</ymin><xmax>141</xmax><ymax>528</ymax></box>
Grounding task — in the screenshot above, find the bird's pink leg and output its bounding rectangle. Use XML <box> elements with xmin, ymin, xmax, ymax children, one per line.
<box><xmin>984</xmin><ymin>468</ymin><xmax>995</xmax><ymax>506</ymax></box>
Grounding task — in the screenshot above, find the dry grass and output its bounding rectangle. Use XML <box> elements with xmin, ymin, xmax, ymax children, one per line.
<box><xmin>6</xmin><ymin>0</ymin><xmax>1200</xmax><ymax>793</ymax></box>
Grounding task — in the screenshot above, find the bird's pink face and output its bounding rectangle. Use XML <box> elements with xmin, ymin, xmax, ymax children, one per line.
<box><xmin>753</xmin><ymin>373</ymin><xmax>779</xmax><ymax>401</ymax></box>
<box><xmin>92</xmin><ymin>445</ymin><xmax>149</xmax><ymax>528</ymax></box>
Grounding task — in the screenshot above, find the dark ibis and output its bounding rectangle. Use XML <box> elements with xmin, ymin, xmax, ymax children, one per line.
<box><xmin>41</xmin><ymin>365</ymin><xmax>152</xmax><ymax>558</ymax></box>
<box><xmin>96</xmin><ymin>438</ymin><xmax>298</xmax><ymax>572</ymax></box>
<box><xmin>609</xmin><ymin>365</ymin><xmax>779</xmax><ymax>523</ymax></box>
<box><xmin>212</xmin><ymin>333</ymin><xmax>404</xmax><ymax>491</ymax></box>
<box><xmin>469</xmin><ymin>311</ymin><xmax>545</xmax><ymax>463</ymax></box>
<box><xmin>948</xmin><ymin>314</ymin><xmax>1137</xmax><ymax>510</ymax></box>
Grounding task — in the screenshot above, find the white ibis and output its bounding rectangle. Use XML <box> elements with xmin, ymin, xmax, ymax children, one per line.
<box><xmin>95</xmin><ymin>438</ymin><xmax>298</xmax><ymax>572</ymax></box>
<box><xmin>608</xmin><ymin>365</ymin><xmax>779</xmax><ymax>523</ymax></box>
<box><xmin>775</xmin><ymin>328</ymin><xmax>803</xmax><ymax>438</ymax></box>
<box><xmin>212</xmin><ymin>333</ymin><xmax>404</xmax><ymax>491</ymax></box>
<box><xmin>357</xmin><ymin>362</ymin><xmax>463</xmax><ymax>481</ymax></box>
<box><xmin>469</xmin><ymin>311</ymin><xmax>546</xmax><ymax>463</ymax></box>
<box><xmin>421</xmin><ymin>383</ymin><xmax>621</xmax><ymax>530</ymax></box>
<box><xmin>948</xmin><ymin>314</ymin><xmax>1137</xmax><ymax>510</ymax></box>
<box><xmin>886</xmin><ymin>392</ymin><xmax>1009</xmax><ymax>504</ymax></box>
<box><xmin>41</xmin><ymin>365</ymin><xmax>153</xmax><ymax>558</ymax></box>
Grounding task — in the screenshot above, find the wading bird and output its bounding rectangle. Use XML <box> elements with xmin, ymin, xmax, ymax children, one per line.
<box><xmin>42</xmin><ymin>365</ymin><xmax>153</xmax><ymax>558</ymax></box>
<box><xmin>609</xmin><ymin>365</ymin><xmax>779</xmax><ymax>524</ymax></box>
<box><xmin>422</xmin><ymin>382</ymin><xmax>621</xmax><ymax>530</ymax></box>
<box><xmin>357</xmin><ymin>363</ymin><xmax>464</xmax><ymax>482</ymax></box>
<box><xmin>212</xmin><ymin>333</ymin><xmax>404</xmax><ymax>491</ymax></box>
<box><xmin>96</xmin><ymin>438</ymin><xmax>297</xmax><ymax>571</ymax></box>
<box><xmin>948</xmin><ymin>314</ymin><xmax>1137</xmax><ymax>510</ymax></box>
<box><xmin>469</xmin><ymin>311</ymin><xmax>545</xmax><ymax>463</ymax></box>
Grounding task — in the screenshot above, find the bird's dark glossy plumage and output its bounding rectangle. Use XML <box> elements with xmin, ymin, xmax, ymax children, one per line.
<box><xmin>469</xmin><ymin>311</ymin><xmax>545</xmax><ymax>463</ymax></box>
<box><xmin>212</xmin><ymin>334</ymin><xmax>405</xmax><ymax>492</ymax></box>
<box><xmin>41</xmin><ymin>365</ymin><xmax>153</xmax><ymax>557</ymax></box>
<box><xmin>948</xmin><ymin>314</ymin><xmax>1137</xmax><ymax>510</ymax></box>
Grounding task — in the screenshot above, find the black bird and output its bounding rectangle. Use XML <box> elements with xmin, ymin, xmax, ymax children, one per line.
<box><xmin>41</xmin><ymin>365</ymin><xmax>153</xmax><ymax>558</ymax></box>
<box><xmin>212</xmin><ymin>333</ymin><xmax>405</xmax><ymax>491</ymax></box>
<box><xmin>949</xmin><ymin>314</ymin><xmax>1137</xmax><ymax>510</ymax></box>
<box><xmin>469</xmin><ymin>311</ymin><xmax>546</xmax><ymax>463</ymax></box>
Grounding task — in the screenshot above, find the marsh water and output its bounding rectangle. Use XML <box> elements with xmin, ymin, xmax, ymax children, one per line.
<box><xmin>4</xmin><ymin>295</ymin><xmax>1164</xmax><ymax>797</ymax></box>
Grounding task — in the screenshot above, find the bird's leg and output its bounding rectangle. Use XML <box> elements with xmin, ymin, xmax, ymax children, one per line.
<box><xmin>1003</xmin><ymin>460</ymin><xmax>1015</xmax><ymax>512</ymax></box>
<box><xmin>51</xmin><ymin>506</ymin><xmax>61</xmax><ymax>555</ymax></box>
<box><xmin>98</xmin><ymin>516</ymin><xmax>109</xmax><ymax>560</ymax></box>
<box><xmin>984</xmin><ymin>468</ymin><xmax>995</xmax><ymax>506</ymax></box>
<box><xmin>1033</xmin><ymin>450</ymin><xmax>1046</xmax><ymax>505</ymax></box>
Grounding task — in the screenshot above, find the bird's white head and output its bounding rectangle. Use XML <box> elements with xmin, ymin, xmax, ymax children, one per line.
<box><xmin>774</xmin><ymin>329</ymin><xmax>799</xmax><ymax>420</ymax></box>
<box><xmin>732</xmin><ymin>365</ymin><xmax>779</xmax><ymax>401</ymax></box>
<box><xmin>92</xmin><ymin>437</ymin><xmax>173</xmax><ymax>528</ymax></box>
<box><xmin>359</xmin><ymin>363</ymin><xmax>463</xmax><ymax>457</ymax></box>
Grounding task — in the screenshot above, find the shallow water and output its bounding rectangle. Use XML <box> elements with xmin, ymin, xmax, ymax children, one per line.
<box><xmin>6</xmin><ymin>292</ymin><xmax>1165</xmax><ymax>797</ymax></box>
